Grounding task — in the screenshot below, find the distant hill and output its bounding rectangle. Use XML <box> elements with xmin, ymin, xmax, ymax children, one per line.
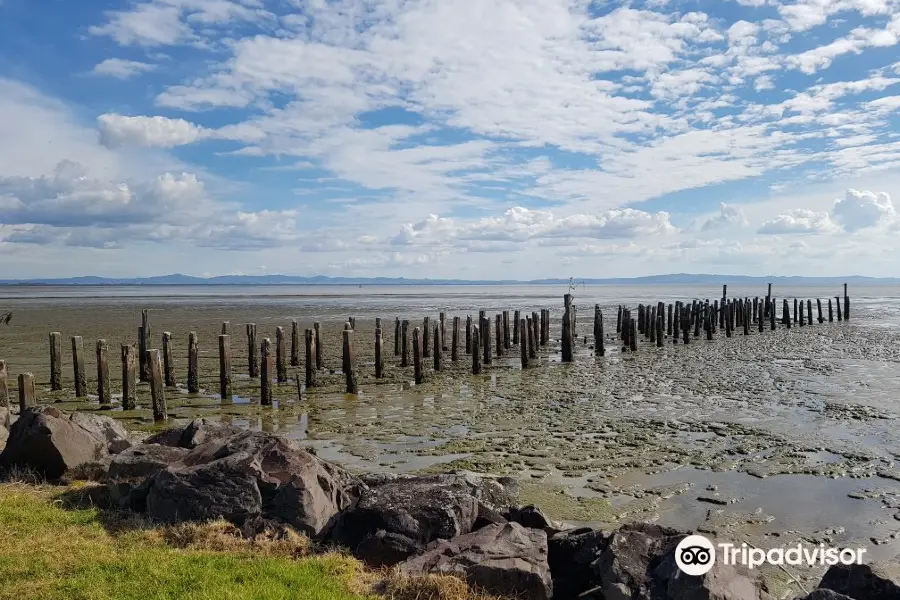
<box><xmin>0</xmin><ymin>273</ymin><xmax>897</xmax><ymax>286</ymax></box>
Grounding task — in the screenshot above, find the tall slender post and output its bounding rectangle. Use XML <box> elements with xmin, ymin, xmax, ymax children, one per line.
<box><xmin>261</xmin><ymin>338</ymin><xmax>273</xmax><ymax>405</ymax></box>
<box><xmin>495</xmin><ymin>314</ymin><xmax>503</xmax><ymax>357</ymax></box>
<box><xmin>423</xmin><ymin>317</ymin><xmax>431</xmax><ymax>359</ymax></box>
<box><xmin>451</xmin><ymin>317</ymin><xmax>460</xmax><ymax>362</ymax></box>
<box><xmin>401</xmin><ymin>320</ymin><xmax>410</xmax><ymax>367</ymax></box>
<box><xmin>817</xmin><ymin>299</ymin><xmax>824</xmax><ymax>323</ymax></box>
<box><xmin>465</xmin><ymin>316</ymin><xmax>472</xmax><ymax>355</ymax></box>
<box><xmin>138</xmin><ymin>325</ymin><xmax>146</xmax><ymax>384</ymax></box>
<box><xmin>276</xmin><ymin>326</ymin><xmax>287</xmax><ymax>383</ymax></box>
<box><xmin>541</xmin><ymin>309</ymin><xmax>549</xmax><ymax>346</ymax></box>
<box><xmin>343</xmin><ymin>329</ymin><xmax>358</xmax><ymax>394</ymax></box>
<box><xmin>770</xmin><ymin>300</ymin><xmax>776</xmax><ymax>331</ymax></box>
<box><xmin>121</xmin><ymin>344</ymin><xmax>137</xmax><ymax>409</ymax></box>
<box><xmin>794</xmin><ymin>299</ymin><xmax>799</xmax><ymax>325</ymax></box>
<box><xmin>72</xmin><ymin>336</ymin><xmax>86</xmax><ymax>398</ymax></box>
<box><xmin>562</xmin><ymin>294</ymin><xmax>574</xmax><ymax>362</ymax></box>
<box><xmin>441</xmin><ymin>312</ymin><xmax>448</xmax><ymax>351</ymax></box>
<box><xmin>413</xmin><ymin>327</ymin><xmax>424</xmax><ymax>384</ymax></box>
<box><xmin>836</xmin><ymin>296</ymin><xmax>843</xmax><ymax>321</ymax></box>
<box><xmin>667</xmin><ymin>304</ymin><xmax>674</xmax><ymax>337</ymax></box>
<box><xmin>472</xmin><ymin>325</ymin><xmax>482</xmax><ymax>375</ymax></box>
<box><xmin>520</xmin><ymin>318</ymin><xmax>529</xmax><ymax>369</ymax></box>
<box><xmin>617</xmin><ymin>306</ymin><xmax>623</xmax><ymax>334</ymax></box>
<box><xmin>758</xmin><ymin>301</ymin><xmax>764</xmax><ymax>333</ymax></box>
<box><xmin>528</xmin><ymin>316</ymin><xmax>537</xmax><ymax>359</ymax></box>
<box><xmin>630</xmin><ymin>318</ymin><xmax>638</xmax><ymax>352</ymax></box>
<box><xmin>221</xmin><ymin>321</ymin><xmax>230</xmax><ymax>336</ymax></box>
<box><xmin>844</xmin><ymin>283</ymin><xmax>850</xmax><ymax>321</ymax></box>
<box><xmin>305</xmin><ymin>329</ymin><xmax>317</xmax><ymax>388</ymax></box>
<box><xmin>0</xmin><ymin>360</ymin><xmax>8</xmax><ymax>408</ymax></box>
<box><xmin>219</xmin><ymin>334</ymin><xmax>232</xmax><ymax>402</ymax></box>
<box><xmin>163</xmin><ymin>332</ymin><xmax>175</xmax><ymax>387</ymax></box>
<box><xmin>18</xmin><ymin>373</ymin><xmax>36</xmax><ymax>411</ymax></box>
<box><xmin>291</xmin><ymin>320</ymin><xmax>300</xmax><ymax>367</ymax></box>
<box><xmin>503</xmin><ymin>310</ymin><xmax>510</xmax><ymax>350</ymax></box>
<box><xmin>375</xmin><ymin>328</ymin><xmax>384</xmax><ymax>378</ymax></box>
<box><xmin>314</xmin><ymin>322</ymin><xmax>323</xmax><ymax>369</ymax></box>
<box><xmin>394</xmin><ymin>318</ymin><xmax>401</xmax><ymax>356</ymax></box>
<box><xmin>97</xmin><ymin>339</ymin><xmax>111</xmax><ymax>406</ymax></box>
<box><xmin>187</xmin><ymin>332</ymin><xmax>199</xmax><ymax>393</ymax></box>
<box><xmin>434</xmin><ymin>324</ymin><xmax>442</xmax><ymax>371</ymax></box>
<box><xmin>532</xmin><ymin>312</ymin><xmax>540</xmax><ymax>348</ymax></box>
<box><xmin>513</xmin><ymin>310</ymin><xmax>520</xmax><ymax>345</ymax></box>
<box><xmin>342</xmin><ymin>322</ymin><xmax>352</xmax><ymax>374</ymax></box>
<box><xmin>829</xmin><ymin>299</ymin><xmax>834</xmax><ymax>322</ymax></box>
<box><xmin>141</xmin><ymin>309</ymin><xmax>150</xmax><ymax>382</ymax></box>
<box><xmin>49</xmin><ymin>332</ymin><xmax>62</xmax><ymax>391</ymax></box>
<box><xmin>247</xmin><ymin>324</ymin><xmax>259</xmax><ymax>378</ymax></box>
<box><xmin>482</xmin><ymin>316</ymin><xmax>492</xmax><ymax>365</ymax></box>
<box><xmin>148</xmin><ymin>349</ymin><xmax>166</xmax><ymax>422</ymax></box>
<box><xmin>660</xmin><ymin>314</ymin><xmax>667</xmax><ymax>346</ymax></box>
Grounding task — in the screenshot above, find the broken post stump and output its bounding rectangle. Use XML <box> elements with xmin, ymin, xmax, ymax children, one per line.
<box><xmin>121</xmin><ymin>344</ymin><xmax>137</xmax><ymax>409</ymax></box>
<box><xmin>163</xmin><ymin>332</ymin><xmax>175</xmax><ymax>387</ymax></box>
<box><xmin>423</xmin><ymin>317</ymin><xmax>431</xmax><ymax>359</ymax></box>
<box><xmin>562</xmin><ymin>294</ymin><xmax>574</xmax><ymax>363</ymax></box>
<box><xmin>452</xmin><ymin>316</ymin><xmax>460</xmax><ymax>362</ymax></box>
<box><xmin>187</xmin><ymin>332</ymin><xmax>199</xmax><ymax>394</ymax></box>
<box><xmin>413</xmin><ymin>327</ymin><xmax>424</xmax><ymax>385</ymax></box>
<box><xmin>343</xmin><ymin>329</ymin><xmax>358</xmax><ymax>394</ymax></box>
<box><xmin>434</xmin><ymin>324</ymin><xmax>442</xmax><ymax>371</ymax></box>
<box><xmin>219</xmin><ymin>334</ymin><xmax>232</xmax><ymax>402</ymax></box>
<box><xmin>148</xmin><ymin>349</ymin><xmax>166</xmax><ymax>421</ymax></box>
<box><xmin>72</xmin><ymin>335</ymin><xmax>86</xmax><ymax>398</ymax></box>
<box><xmin>18</xmin><ymin>373</ymin><xmax>36</xmax><ymax>411</ymax></box>
<box><xmin>375</xmin><ymin>328</ymin><xmax>384</xmax><ymax>378</ymax></box>
<box><xmin>401</xmin><ymin>320</ymin><xmax>410</xmax><ymax>367</ymax></box>
<box><xmin>291</xmin><ymin>320</ymin><xmax>300</xmax><ymax>367</ymax></box>
<box><xmin>314</xmin><ymin>322</ymin><xmax>323</xmax><ymax>369</ymax></box>
<box><xmin>472</xmin><ymin>325</ymin><xmax>482</xmax><ymax>375</ymax></box>
<box><xmin>97</xmin><ymin>339</ymin><xmax>111</xmax><ymax>406</ymax></box>
<box><xmin>305</xmin><ymin>329</ymin><xmax>317</xmax><ymax>388</ymax></box>
<box><xmin>261</xmin><ymin>338</ymin><xmax>273</xmax><ymax>406</ymax></box>
<box><xmin>49</xmin><ymin>332</ymin><xmax>62</xmax><ymax>391</ymax></box>
<box><xmin>247</xmin><ymin>324</ymin><xmax>259</xmax><ymax>378</ymax></box>
<box><xmin>276</xmin><ymin>326</ymin><xmax>287</xmax><ymax>384</ymax></box>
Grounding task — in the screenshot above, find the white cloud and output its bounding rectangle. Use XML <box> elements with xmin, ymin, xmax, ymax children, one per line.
<box><xmin>832</xmin><ymin>189</ymin><xmax>897</xmax><ymax>231</ymax></box>
<box><xmin>758</xmin><ymin>209</ymin><xmax>841</xmax><ymax>234</ymax></box>
<box><xmin>702</xmin><ymin>202</ymin><xmax>750</xmax><ymax>231</ymax></box>
<box><xmin>91</xmin><ymin>58</ymin><xmax>158</xmax><ymax>79</ymax></box>
<box><xmin>98</xmin><ymin>114</ymin><xmax>210</xmax><ymax>148</ymax></box>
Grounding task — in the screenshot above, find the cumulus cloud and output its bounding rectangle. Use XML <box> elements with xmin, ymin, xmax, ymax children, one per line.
<box><xmin>758</xmin><ymin>209</ymin><xmax>841</xmax><ymax>234</ymax></box>
<box><xmin>701</xmin><ymin>202</ymin><xmax>750</xmax><ymax>231</ymax></box>
<box><xmin>91</xmin><ymin>58</ymin><xmax>157</xmax><ymax>79</ymax></box>
<box><xmin>98</xmin><ymin>114</ymin><xmax>209</xmax><ymax>148</ymax></box>
<box><xmin>832</xmin><ymin>189</ymin><xmax>897</xmax><ymax>231</ymax></box>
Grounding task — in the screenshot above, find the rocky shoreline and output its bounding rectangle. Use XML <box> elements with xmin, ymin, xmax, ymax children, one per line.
<box><xmin>1</xmin><ymin>407</ymin><xmax>898</xmax><ymax>600</ymax></box>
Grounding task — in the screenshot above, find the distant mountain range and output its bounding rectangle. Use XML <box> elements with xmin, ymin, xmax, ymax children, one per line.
<box><xmin>0</xmin><ymin>274</ymin><xmax>897</xmax><ymax>286</ymax></box>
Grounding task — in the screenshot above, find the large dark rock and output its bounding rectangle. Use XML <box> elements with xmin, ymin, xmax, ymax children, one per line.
<box><xmin>145</xmin><ymin>430</ymin><xmax>356</xmax><ymax>537</ymax></box>
<box><xmin>144</xmin><ymin>418</ymin><xmax>244</xmax><ymax>449</ymax></box>
<box><xmin>794</xmin><ymin>591</ymin><xmax>856</xmax><ymax>600</ymax></box>
<box><xmin>505</xmin><ymin>505</ymin><xmax>554</xmax><ymax>531</ymax></box>
<box><xmin>399</xmin><ymin>522</ymin><xmax>553</xmax><ymax>600</ymax></box>
<box><xmin>107</xmin><ymin>444</ymin><xmax>189</xmax><ymax>510</ymax></box>
<box><xmin>548</xmin><ymin>526</ymin><xmax>611</xmax><ymax>598</ymax></box>
<box><xmin>330</xmin><ymin>472</ymin><xmax>515</xmax><ymax>565</ymax></box>
<box><xmin>818</xmin><ymin>561</ymin><xmax>900</xmax><ymax>600</ymax></box>
<box><xmin>0</xmin><ymin>407</ymin><xmax>10</xmax><ymax>451</ymax></box>
<box><xmin>0</xmin><ymin>407</ymin><xmax>130</xmax><ymax>478</ymax></box>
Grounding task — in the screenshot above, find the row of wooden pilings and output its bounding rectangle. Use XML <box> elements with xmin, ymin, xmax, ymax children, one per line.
<box><xmin>1</xmin><ymin>285</ymin><xmax>851</xmax><ymax>420</ymax></box>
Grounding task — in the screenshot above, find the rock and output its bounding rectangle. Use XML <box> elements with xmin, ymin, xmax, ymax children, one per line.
<box><xmin>794</xmin><ymin>591</ymin><xmax>856</xmax><ymax>600</ymax></box>
<box><xmin>548</xmin><ymin>527</ymin><xmax>611</xmax><ymax>598</ymax></box>
<box><xmin>107</xmin><ymin>444</ymin><xmax>189</xmax><ymax>510</ymax></box>
<box><xmin>505</xmin><ymin>505</ymin><xmax>553</xmax><ymax>530</ymax></box>
<box><xmin>0</xmin><ymin>407</ymin><xmax>10</xmax><ymax>451</ymax></box>
<box><xmin>331</xmin><ymin>474</ymin><xmax>486</xmax><ymax>565</ymax></box>
<box><xmin>145</xmin><ymin>418</ymin><xmax>244</xmax><ymax>449</ymax></box>
<box><xmin>399</xmin><ymin>522</ymin><xmax>553</xmax><ymax>600</ymax></box>
<box><xmin>355</xmin><ymin>530</ymin><xmax>422</xmax><ymax>568</ymax></box>
<box><xmin>0</xmin><ymin>407</ymin><xmax>129</xmax><ymax>479</ymax></box>
<box><xmin>818</xmin><ymin>561</ymin><xmax>900</xmax><ymax>600</ymax></box>
<box><xmin>144</xmin><ymin>430</ymin><xmax>356</xmax><ymax>537</ymax></box>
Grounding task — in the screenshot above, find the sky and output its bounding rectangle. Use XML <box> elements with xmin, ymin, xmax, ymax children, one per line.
<box><xmin>0</xmin><ymin>0</ymin><xmax>899</xmax><ymax>280</ymax></box>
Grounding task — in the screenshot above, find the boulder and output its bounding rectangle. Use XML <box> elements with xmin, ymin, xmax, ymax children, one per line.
<box><xmin>505</xmin><ymin>505</ymin><xmax>554</xmax><ymax>531</ymax></box>
<box><xmin>794</xmin><ymin>591</ymin><xmax>856</xmax><ymax>600</ymax></box>
<box><xmin>107</xmin><ymin>444</ymin><xmax>189</xmax><ymax>510</ymax></box>
<box><xmin>399</xmin><ymin>522</ymin><xmax>553</xmax><ymax>600</ymax></box>
<box><xmin>355</xmin><ymin>530</ymin><xmax>422</xmax><ymax>568</ymax></box>
<box><xmin>0</xmin><ymin>407</ymin><xmax>130</xmax><ymax>479</ymax></box>
<box><xmin>144</xmin><ymin>418</ymin><xmax>244</xmax><ymax>449</ymax></box>
<box><xmin>818</xmin><ymin>561</ymin><xmax>900</xmax><ymax>600</ymax></box>
<box><xmin>0</xmin><ymin>407</ymin><xmax>10</xmax><ymax>451</ymax></box>
<box><xmin>548</xmin><ymin>527</ymin><xmax>611</xmax><ymax>598</ymax></box>
<box><xmin>144</xmin><ymin>430</ymin><xmax>356</xmax><ymax>537</ymax></box>
<box><xmin>331</xmin><ymin>474</ymin><xmax>491</xmax><ymax>565</ymax></box>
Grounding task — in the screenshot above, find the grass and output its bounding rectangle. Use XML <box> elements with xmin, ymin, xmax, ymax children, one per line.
<box><xmin>0</xmin><ymin>482</ymin><xmax>374</xmax><ymax>600</ymax></box>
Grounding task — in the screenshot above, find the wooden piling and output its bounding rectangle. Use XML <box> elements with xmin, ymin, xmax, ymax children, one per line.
<box><xmin>18</xmin><ymin>373</ymin><xmax>36</xmax><ymax>411</ymax></box>
<box><xmin>401</xmin><ymin>320</ymin><xmax>410</xmax><ymax>367</ymax></box>
<box><xmin>72</xmin><ymin>336</ymin><xmax>86</xmax><ymax>398</ymax></box>
<box><xmin>466</xmin><ymin>316</ymin><xmax>472</xmax><ymax>355</ymax></box>
<box><xmin>344</xmin><ymin>329</ymin><xmax>358</xmax><ymax>393</ymax></box>
<box><xmin>246</xmin><ymin>324</ymin><xmax>258</xmax><ymax>378</ymax></box>
<box><xmin>0</xmin><ymin>361</ymin><xmax>9</xmax><ymax>408</ymax></box>
<box><xmin>682</xmin><ymin>308</ymin><xmax>690</xmax><ymax>345</ymax></box>
<box><xmin>536</xmin><ymin>311</ymin><xmax>543</xmax><ymax>347</ymax></box>
<box><xmin>495</xmin><ymin>314</ymin><xmax>503</xmax><ymax>357</ymax></box>
<box><xmin>828</xmin><ymin>299</ymin><xmax>834</xmax><ymax>322</ymax></box>
<box><xmin>148</xmin><ymin>349</ymin><xmax>166</xmax><ymax>421</ymax></box>
<box><xmin>513</xmin><ymin>310</ymin><xmax>520</xmax><ymax>345</ymax></box>
<box><xmin>794</xmin><ymin>299</ymin><xmax>799</xmax><ymax>325</ymax></box>
<box><xmin>291</xmin><ymin>320</ymin><xmax>300</xmax><ymax>367</ymax></box>
<box><xmin>472</xmin><ymin>325</ymin><xmax>482</xmax><ymax>374</ymax></box>
<box><xmin>423</xmin><ymin>317</ymin><xmax>431</xmax><ymax>359</ymax></box>
<box><xmin>305</xmin><ymin>329</ymin><xmax>317</xmax><ymax>387</ymax></box>
<box><xmin>617</xmin><ymin>306</ymin><xmax>623</xmax><ymax>334</ymax></box>
<box><xmin>219</xmin><ymin>334</ymin><xmax>232</xmax><ymax>401</ymax></box>
<box><xmin>649</xmin><ymin>307</ymin><xmax>657</xmax><ymax>343</ymax></box>
<box><xmin>413</xmin><ymin>327</ymin><xmax>424</xmax><ymax>384</ymax></box>
<box><xmin>375</xmin><ymin>328</ymin><xmax>384</xmax><ymax>378</ymax></box>
<box><xmin>503</xmin><ymin>310</ymin><xmax>510</xmax><ymax>350</ymax></box>
<box><xmin>187</xmin><ymin>332</ymin><xmax>199</xmax><ymax>394</ymax></box>
<box><xmin>121</xmin><ymin>344</ymin><xmax>137</xmax><ymax>409</ymax></box>
<box><xmin>141</xmin><ymin>309</ymin><xmax>150</xmax><ymax>382</ymax></box>
<box><xmin>97</xmin><ymin>339</ymin><xmax>110</xmax><ymax>406</ymax></box>
<box><xmin>520</xmin><ymin>319</ymin><xmax>529</xmax><ymax>369</ymax></box>
<box><xmin>482</xmin><ymin>317</ymin><xmax>492</xmax><ymax>365</ymax></box>
<box><xmin>836</xmin><ymin>296</ymin><xmax>843</xmax><ymax>321</ymax></box>
<box><xmin>395</xmin><ymin>318</ymin><xmax>401</xmax><ymax>356</ymax></box>
<box><xmin>276</xmin><ymin>326</ymin><xmax>287</xmax><ymax>383</ymax></box>
<box><xmin>758</xmin><ymin>301</ymin><xmax>764</xmax><ymax>333</ymax></box>
<box><xmin>49</xmin><ymin>332</ymin><xmax>62</xmax><ymax>391</ymax></box>
<box><xmin>562</xmin><ymin>294</ymin><xmax>574</xmax><ymax>362</ymax></box>
<box><xmin>817</xmin><ymin>299</ymin><xmax>824</xmax><ymax>323</ymax></box>
<box><xmin>220</xmin><ymin>321</ymin><xmax>229</xmax><ymax>336</ymax></box>
<box><xmin>261</xmin><ymin>338</ymin><xmax>273</xmax><ymax>405</ymax></box>
<box><xmin>434</xmin><ymin>324</ymin><xmax>442</xmax><ymax>371</ymax></box>
<box><xmin>629</xmin><ymin>318</ymin><xmax>638</xmax><ymax>352</ymax></box>
<box><xmin>806</xmin><ymin>300</ymin><xmax>812</xmax><ymax>326</ymax></box>
<box><xmin>594</xmin><ymin>305</ymin><xmax>604</xmax><ymax>356</ymax></box>
<box><xmin>440</xmin><ymin>312</ymin><xmax>447</xmax><ymax>351</ymax></box>
<box><xmin>770</xmin><ymin>300</ymin><xmax>776</xmax><ymax>331</ymax></box>
<box><xmin>342</xmin><ymin>322</ymin><xmax>352</xmax><ymax>374</ymax></box>
<box><xmin>658</xmin><ymin>313</ymin><xmax>666</xmax><ymax>346</ymax></box>
<box><xmin>138</xmin><ymin>325</ymin><xmax>146</xmax><ymax>384</ymax></box>
<box><xmin>743</xmin><ymin>304</ymin><xmax>750</xmax><ymax>335</ymax></box>
<box><xmin>528</xmin><ymin>316</ymin><xmax>537</xmax><ymax>359</ymax></box>
<box><xmin>451</xmin><ymin>317</ymin><xmax>460</xmax><ymax>361</ymax></box>
<box><xmin>314</xmin><ymin>322</ymin><xmax>323</xmax><ymax>369</ymax></box>
<box><xmin>163</xmin><ymin>332</ymin><xmax>175</xmax><ymax>387</ymax></box>
<box><xmin>844</xmin><ymin>283</ymin><xmax>850</xmax><ymax>320</ymax></box>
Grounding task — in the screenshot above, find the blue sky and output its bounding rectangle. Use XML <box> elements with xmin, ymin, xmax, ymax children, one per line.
<box><xmin>0</xmin><ymin>0</ymin><xmax>899</xmax><ymax>279</ymax></box>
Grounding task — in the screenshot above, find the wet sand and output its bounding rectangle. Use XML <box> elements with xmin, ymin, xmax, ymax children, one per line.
<box><xmin>2</xmin><ymin>284</ymin><xmax>900</xmax><ymax>594</ymax></box>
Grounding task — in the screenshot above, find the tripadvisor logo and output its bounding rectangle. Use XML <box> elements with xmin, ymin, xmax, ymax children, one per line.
<box><xmin>674</xmin><ymin>534</ymin><xmax>867</xmax><ymax>576</ymax></box>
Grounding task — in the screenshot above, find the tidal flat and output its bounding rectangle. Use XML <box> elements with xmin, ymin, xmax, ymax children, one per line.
<box><xmin>2</xmin><ymin>283</ymin><xmax>900</xmax><ymax>591</ymax></box>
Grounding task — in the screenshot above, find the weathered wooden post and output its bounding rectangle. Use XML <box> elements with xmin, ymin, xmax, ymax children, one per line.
<box><xmin>800</xmin><ymin>302</ymin><xmax>806</xmax><ymax>326</ymax></box>
<box><xmin>758</xmin><ymin>301</ymin><xmax>764</xmax><ymax>333</ymax></box>
<box><xmin>18</xmin><ymin>373</ymin><xmax>36</xmax><ymax>411</ymax></box>
<box><xmin>187</xmin><ymin>332</ymin><xmax>199</xmax><ymax>394</ymax></box>
<box><xmin>314</xmin><ymin>322</ymin><xmax>323</xmax><ymax>369</ymax></box>
<box><xmin>682</xmin><ymin>308</ymin><xmax>690</xmax><ymax>345</ymax></box>
<box><xmin>372</xmin><ymin>326</ymin><xmax>384</xmax><ymax>379</ymax></box>
<box><xmin>72</xmin><ymin>336</ymin><xmax>86</xmax><ymax>398</ymax></box>
<box><xmin>246</xmin><ymin>324</ymin><xmax>258</xmax><ymax>378</ymax></box>
<box><xmin>706</xmin><ymin>310</ymin><xmax>713</xmax><ymax>341</ymax></box>
<box><xmin>482</xmin><ymin>316</ymin><xmax>492</xmax><ymax>366</ymax></box>
<box><xmin>472</xmin><ymin>325</ymin><xmax>482</xmax><ymax>374</ymax></box>
<box><xmin>401</xmin><ymin>320</ymin><xmax>410</xmax><ymax>367</ymax></box>
<box><xmin>97</xmin><ymin>339</ymin><xmax>111</xmax><ymax>406</ymax></box>
<box><xmin>295</xmin><ymin>374</ymin><xmax>303</xmax><ymax>402</ymax></box>
<box><xmin>219</xmin><ymin>334</ymin><xmax>232</xmax><ymax>401</ymax></box>
<box><xmin>666</xmin><ymin>303</ymin><xmax>672</xmax><ymax>337</ymax></box>
<box><xmin>261</xmin><ymin>338</ymin><xmax>273</xmax><ymax>406</ymax></box>
<box><xmin>394</xmin><ymin>318</ymin><xmax>401</xmax><ymax>356</ymax></box>
<box><xmin>562</xmin><ymin>294</ymin><xmax>574</xmax><ymax>362</ymax></box>
<box><xmin>440</xmin><ymin>312</ymin><xmax>447</xmax><ymax>351</ymax></box>
<box><xmin>630</xmin><ymin>318</ymin><xmax>638</xmax><ymax>352</ymax></box>
<box><xmin>466</xmin><ymin>316</ymin><xmax>473</xmax><ymax>354</ymax></box>
<box><xmin>413</xmin><ymin>327</ymin><xmax>424</xmax><ymax>384</ymax></box>
<box><xmin>770</xmin><ymin>300</ymin><xmax>776</xmax><ymax>330</ymax></box>
<box><xmin>638</xmin><ymin>305</ymin><xmax>645</xmax><ymax>335</ymax></box>
<box><xmin>743</xmin><ymin>304</ymin><xmax>750</xmax><ymax>335</ymax></box>
<box><xmin>0</xmin><ymin>360</ymin><xmax>8</xmax><ymax>408</ymax></box>
<box><xmin>828</xmin><ymin>299</ymin><xmax>834</xmax><ymax>322</ymax></box>
<box><xmin>817</xmin><ymin>299</ymin><xmax>824</xmax><ymax>323</ymax></box>
<box><xmin>434</xmin><ymin>324</ymin><xmax>442</xmax><ymax>371</ymax></box>
<box><xmin>594</xmin><ymin>305</ymin><xmax>603</xmax><ymax>356</ymax></box>
<box><xmin>148</xmin><ymin>349</ymin><xmax>166</xmax><ymax>421</ymax></box>
<box><xmin>343</xmin><ymin>329</ymin><xmax>358</xmax><ymax>394</ymax></box>
<box><xmin>766</xmin><ymin>283</ymin><xmax>773</xmax><ymax>317</ymax></box>
<box><xmin>793</xmin><ymin>299</ymin><xmax>799</xmax><ymax>325</ymax></box>
<box><xmin>423</xmin><ymin>317</ymin><xmax>431</xmax><ymax>359</ymax></box>
<box><xmin>534</xmin><ymin>311</ymin><xmax>541</xmax><ymax>347</ymax></box>
<box><xmin>520</xmin><ymin>318</ymin><xmax>529</xmax><ymax>369</ymax></box>
<box><xmin>844</xmin><ymin>283</ymin><xmax>850</xmax><ymax>320</ymax></box>
<box><xmin>513</xmin><ymin>310</ymin><xmax>520</xmax><ymax>345</ymax></box>
<box><xmin>49</xmin><ymin>332</ymin><xmax>62</xmax><ymax>391</ymax></box>
<box><xmin>725</xmin><ymin>303</ymin><xmax>733</xmax><ymax>338</ymax></box>
<box><xmin>617</xmin><ymin>305</ymin><xmax>623</xmax><ymax>334</ymax></box>
<box><xmin>658</xmin><ymin>313</ymin><xmax>666</xmax><ymax>346</ymax></box>
<box><xmin>342</xmin><ymin>322</ymin><xmax>352</xmax><ymax>374</ymax></box>
<box><xmin>276</xmin><ymin>326</ymin><xmax>287</xmax><ymax>383</ymax></box>
<box><xmin>720</xmin><ymin>288</ymin><xmax>727</xmax><ymax>329</ymax></box>
<box><xmin>452</xmin><ymin>317</ymin><xmax>460</xmax><ymax>362</ymax></box>
<box><xmin>836</xmin><ymin>296</ymin><xmax>843</xmax><ymax>321</ymax></box>
<box><xmin>528</xmin><ymin>316</ymin><xmax>537</xmax><ymax>359</ymax></box>
<box><xmin>694</xmin><ymin>305</ymin><xmax>702</xmax><ymax>338</ymax></box>
<box><xmin>121</xmin><ymin>344</ymin><xmax>137</xmax><ymax>409</ymax></box>
<box><xmin>649</xmin><ymin>307</ymin><xmax>657</xmax><ymax>343</ymax></box>
<box><xmin>141</xmin><ymin>309</ymin><xmax>151</xmax><ymax>382</ymax></box>
<box><xmin>305</xmin><ymin>329</ymin><xmax>317</xmax><ymax>387</ymax></box>
<box><xmin>138</xmin><ymin>325</ymin><xmax>146</xmax><ymax>383</ymax></box>
<box><xmin>163</xmin><ymin>332</ymin><xmax>175</xmax><ymax>387</ymax></box>
<box><xmin>495</xmin><ymin>314</ymin><xmax>503</xmax><ymax>357</ymax></box>
<box><xmin>503</xmin><ymin>310</ymin><xmax>510</xmax><ymax>350</ymax></box>
<box><xmin>291</xmin><ymin>320</ymin><xmax>300</xmax><ymax>367</ymax></box>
